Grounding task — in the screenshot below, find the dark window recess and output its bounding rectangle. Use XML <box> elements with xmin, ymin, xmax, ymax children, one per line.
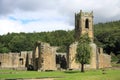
<box><xmin>56</xmin><ymin>55</ymin><xmax>67</xmax><ymax>69</ymax></box>
<box><xmin>0</xmin><ymin>62</ymin><xmax>1</xmax><ymax>66</ymax></box>
<box><xmin>19</xmin><ymin>58</ymin><xmax>24</xmax><ymax>65</ymax></box>
<box><xmin>85</xmin><ymin>19</ymin><xmax>89</xmax><ymax>28</ymax></box>
<box><xmin>41</xmin><ymin>58</ymin><xmax>44</xmax><ymax>63</ymax></box>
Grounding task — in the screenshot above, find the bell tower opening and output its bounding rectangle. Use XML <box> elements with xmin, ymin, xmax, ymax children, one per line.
<box><xmin>85</xmin><ymin>19</ymin><xmax>89</xmax><ymax>29</ymax></box>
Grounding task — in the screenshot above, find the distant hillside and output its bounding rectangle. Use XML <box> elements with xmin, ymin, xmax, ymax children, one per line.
<box><xmin>94</xmin><ymin>20</ymin><xmax>120</xmax><ymax>36</ymax></box>
<box><xmin>94</xmin><ymin>20</ymin><xmax>120</xmax><ymax>55</ymax></box>
<box><xmin>0</xmin><ymin>20</ymin><xmax>120</xmax><ymax>56</ymax></box>
<box><xmin>0</xmin><ymin>30</ymin><xmax>74</xmax><ymax>53</ymax></box>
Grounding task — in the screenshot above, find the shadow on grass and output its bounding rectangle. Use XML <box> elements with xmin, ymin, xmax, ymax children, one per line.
<box><xmin>64</xmin><ymin>71</ymin><xmax>80</xmax><ymax>74</ymax></box>
<box><xmin>5</xmin><ymin>77</ymin><xmax>64</xmax><ymax>80</ymax></box>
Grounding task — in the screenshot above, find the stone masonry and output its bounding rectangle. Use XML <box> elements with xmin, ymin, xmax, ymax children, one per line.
<box><xmin>0</xmin><ymin>51</ymin><xmax>32</xmax><ymax>70</ymax></box>
<box><xmin>68</xmin><ymin>42</ymin><xmax>80</xmax><ymax>69</ymax></box>
<box><xmin>32</xmin><ymin>41</ymin><xmax>57</xmax><ymax>71</ymax></box>
<box><xmin>75</xmin><ymin>10</ymin><xmax>94</xmax><ymax>42</ymax></box>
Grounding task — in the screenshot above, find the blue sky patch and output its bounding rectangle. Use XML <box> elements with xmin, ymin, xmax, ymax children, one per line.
<box><xmin>20</xmin><ymin>19</ymin><xmax>41</xmax><ymax>24</ymax></box>
<box><xmin>8</xmin><ymin>16</ymin><xmax>18</xmax><ymax>21</ymax></box>
<box><xmin>8</xmin><ymin>16</ymin><xmax>41</xmax><ymax>24</ymax></box>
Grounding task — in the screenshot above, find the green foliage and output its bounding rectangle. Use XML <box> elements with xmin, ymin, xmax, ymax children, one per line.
<box><xmin>76</xmin><ymin>34</ymin><xmax>91</xmax><ymax>72</ymax></box>
<box><xmin>76</xmin><ymin>34</ymin><xmax>91</xmax><ymax>63</ymax></box>
<box><xmin>8</xmin><ymin>35</ymin><xmax>32</xmax><ymax>52</ymax></box>
<box><xmin>56</xmin><ymin>45</ymin><xmax>68</xmax><ymax>53</ymax></box>
<box><xmin>110</xmin><ymin>53</ymin><xmax>119</xmax><ymax>62</ymax></box>
<box><xmin>0</xmin><ymin>30</ymin><xmax>74</xmax><ymax>53</ymax></box>
<box><xmin>117</xmin><ymin>54</ymin><xmax>120</xmax><ymax>59</ymax></box>
<box><xmin>94</xmin><ymin>20</ymin><xmax>120</xmax><ymax>55</ymax></box>
<box><xmin>0</xmin><ymin>43</ymin><xmax>10</xmax><ymax>53</ymax></box>
<box><xmin>0</xmin><ymin>46</ymin><xmax>10</xmax><ymax>53</ymax></box>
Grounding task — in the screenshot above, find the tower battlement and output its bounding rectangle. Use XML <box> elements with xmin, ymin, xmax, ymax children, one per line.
<box><xmin>75</xmin><ymin>10</ymin><xmax>94</xmax><ymax>42</ymax></box>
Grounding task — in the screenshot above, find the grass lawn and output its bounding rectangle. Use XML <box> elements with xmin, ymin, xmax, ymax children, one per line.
<box><xmin>0</xmin><ymin>69</ymin><xmax>120</xmax><ymax>80</ymax></box>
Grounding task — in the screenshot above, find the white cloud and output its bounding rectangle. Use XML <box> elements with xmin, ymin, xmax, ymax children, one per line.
<box><xmin>0</xmin><ymin>18</ymin><xmax>22</xmax><ymax>35</ymax></box>
<box><xmin>22</xmin><ymin>21</ymin><xmax>74</xmax><ymax>32</ymax></box>
<box><xmin>0</xmin><ymin>0</ymin><xmax>120</xmax><ymax>35</ymax></box>
<box><xmin>0</xmin><ymin>17</ymin><xmax>74</xmax><ymax>35</ymax></box>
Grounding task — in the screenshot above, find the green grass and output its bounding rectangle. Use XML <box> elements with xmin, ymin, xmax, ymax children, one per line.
<box><xmin>0</xmin><ymin>69</ymin><xmax>120</xmax><ymax>80</ymax></box>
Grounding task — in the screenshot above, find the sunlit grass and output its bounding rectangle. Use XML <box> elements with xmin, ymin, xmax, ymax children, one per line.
<box><xmin>0</xmin><ymin>69</ymin><xmax>120</xmax><ymax>80</ymax></box>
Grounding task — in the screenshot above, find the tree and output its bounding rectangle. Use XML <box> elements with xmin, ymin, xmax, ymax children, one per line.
<box><xmin>75</xmin><ymin>34</ymin><xmax>91</xmax><ymax>72</ymax></box>
<box><xmin>0</xmin><ymin>43</ymin><xmax>10</xmax><ymax>53</ymax></box>
<box><xmin>8</xmin><ymin>35</ymin><xmax>32</xmax><ymax>52</ymax></box>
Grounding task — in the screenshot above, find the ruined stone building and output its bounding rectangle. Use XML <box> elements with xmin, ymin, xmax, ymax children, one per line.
<box><xmin>68</xmin><ymin>10</ymin><xmax>111</xmax><ymax>69</ymax></box>
<box><xmin>0</xmin><ymin>10</ymin><xmax>111</xmax><ymax>70</ymax></box>
<box><xmin>32</xmin><ymin>10</ymin><xmax>111</xmax><ymax>71</ymax></box>
<box><xmin>32</xmin><ymin>41</ymin><xmax>57</xmax><ymax>71</ymax></box>
<box><xmin>32</xmin><ymin>41</ymin><xmax>67</xmax><ymax>71</ymax></box>
<box><xmin>0</xmin><ymin>51</ymin><xmax>32</xmax><ymax>70</ymax></box>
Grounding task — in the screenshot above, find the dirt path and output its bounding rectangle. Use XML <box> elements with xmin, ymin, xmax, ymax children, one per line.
<box><xmin>19</xmin><ymin>78</ymin><xmax>54</xmax><ymax>80</ymax></box>
<box><xmin>24</xmin><ymin>78</ymin><xmax>54</xmax><ymax>80</ymax></box>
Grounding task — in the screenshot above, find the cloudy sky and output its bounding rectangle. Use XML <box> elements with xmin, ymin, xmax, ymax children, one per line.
<box><xmin>0</xmin><ymin>0</ymin><xmax>120</xmax><ymax>35</ymax></box>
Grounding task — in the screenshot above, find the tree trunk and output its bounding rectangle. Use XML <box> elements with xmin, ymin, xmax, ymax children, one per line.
<box><xmin>81</xmin><ymin>63</ymin><xmax>84</xmax><ymax>72</ymax></box>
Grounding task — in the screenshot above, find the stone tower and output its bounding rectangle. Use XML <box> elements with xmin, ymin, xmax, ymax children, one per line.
<box><xmin>75</xmin><ymin>10</ymin><xmax>94</xmax><ymax>42</ymax></box>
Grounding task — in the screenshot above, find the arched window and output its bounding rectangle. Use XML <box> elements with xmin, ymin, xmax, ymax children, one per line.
<box><xmin>85</xmin><ymin>19</ymin><xmax>89</xmax><ymax>28</ymax></box>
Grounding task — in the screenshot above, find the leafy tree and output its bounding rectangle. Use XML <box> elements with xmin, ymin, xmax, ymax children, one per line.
<box><xmin>8</xmin><ymin>35</ymin><xmax>31</xmax><ymax>52</ymax></box>
<box><xmin>75</xmin><ymin>34</ymin><xmax>91</xmax><ymax>72</ymax></box>
<box><xmin>0</xmin><ymin>43</ymin><xmax>10</xmax><ymax>53</ymax></box>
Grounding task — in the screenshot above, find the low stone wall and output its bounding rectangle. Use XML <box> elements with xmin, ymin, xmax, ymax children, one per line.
<box><xmin>0</xmin><ymin>51</ymin><xmax>32</xmax><ymax>70</ymax></box>
<box><xmin>99</xmin><ymin>53</ymin><xmax>111</xmax><ymax>68</ymax></box>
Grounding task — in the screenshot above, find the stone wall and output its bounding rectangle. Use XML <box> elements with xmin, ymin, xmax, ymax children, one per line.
<box><xmin>41</xmin><ymin>43</ymin><xmax>57</xmax><ymax>71</ymax></box>
<box><xmin>90</xmin><ymin>43</ymin><xmax>98</xmax><ymax>69</ymax></box>
<box><xmin>0</xmin><ymin>51</ymin><xmax>32</xmax><ymax>70</ymax></box>
<box><xmin>68</xmin><ymin>42</ymin><xmax>80</xmax><ymax>69</ymax></box>
<box><xmin>0</xmin><ymin>53</ymin><xmax>19</xmax><ymax>68</ymax></box>
<box><xmin>68</xmin><ymin>42</ymin><xmax>111</xmax><ymax>70</ymax></box>
<box><xmin>33</xmin><ymin>42</ymin><xmax>57</xmax><ymax>71</ymax></box>
<box><xmin>99</xmin><ymin>54</ymin><xmax>111</xmax><ymax>68</ymax></box>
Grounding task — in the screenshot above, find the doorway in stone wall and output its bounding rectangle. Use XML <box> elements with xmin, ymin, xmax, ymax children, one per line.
<box><xmin>56</xmin><ymin>54</ymin><xmax>67</xmax><ymax>70</ymax></box>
